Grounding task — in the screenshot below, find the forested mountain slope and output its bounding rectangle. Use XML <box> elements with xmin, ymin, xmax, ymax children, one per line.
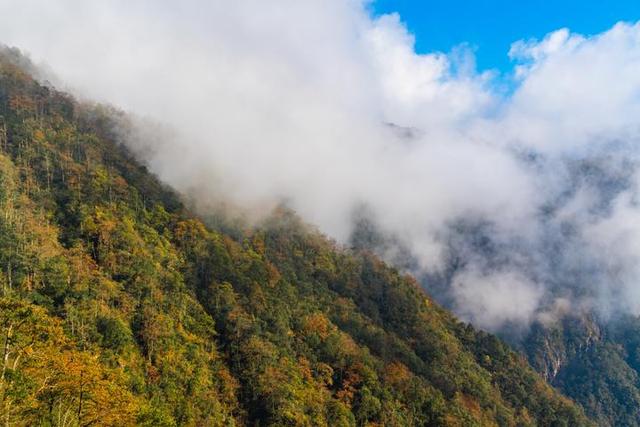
<box><xmin>0</xmin><ymin>47</ymin><xmax>589</xmax><ymax>426</ymax></box>
<box><xmin>521</xmin><ymin>313</ymin><xmax>640</xmax><ymax>426</ymax></box>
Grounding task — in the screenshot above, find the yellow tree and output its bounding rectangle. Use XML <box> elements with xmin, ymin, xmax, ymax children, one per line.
<box><xmin>0</xmin><ymin>298</ymin><xmax>139</xmax><ymax>426</ymax></box>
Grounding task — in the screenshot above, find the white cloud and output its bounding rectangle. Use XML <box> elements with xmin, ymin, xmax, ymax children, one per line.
<box><xmin>452</xmin><ymin>268</ymin><xmax>544</xmax><ymax>331</ymax></box>
<box><xmin>1</xmin><ymin>1</ymin><xmax>640</xmax><ymax>331</ymax></box>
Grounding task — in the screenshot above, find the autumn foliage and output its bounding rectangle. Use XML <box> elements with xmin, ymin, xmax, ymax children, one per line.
<box><xmin>0</xmin><ymin>46</ymin><xmax>592</xmax><ymax>426</ymax></box>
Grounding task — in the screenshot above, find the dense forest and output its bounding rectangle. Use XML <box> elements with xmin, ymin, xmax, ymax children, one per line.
<box><xmin>0</xmin><ymin>47</ymin><xmax>592</xmax><ymax>426</ymax></box>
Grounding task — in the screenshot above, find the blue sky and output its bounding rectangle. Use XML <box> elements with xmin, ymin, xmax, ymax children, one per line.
<box><xmin>372</xmin><ymin>0</ymin><xmax>640</xmax><ymax>73</ymax></box>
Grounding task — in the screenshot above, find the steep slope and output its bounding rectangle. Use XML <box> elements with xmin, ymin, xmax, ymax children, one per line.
<box><xmin>521</xmin><ymin>314</ymin><xmax>640</xmax><ymax>426</ymax></box>
<box><xmin>350</xmin><ymin>168</ymin><xmax>640</xmax><ymax>425</ymax></box>
<box><xmin>0</xmin><ymin>47</ymin><xmax>590</xmax><ymax>426</ymax></box>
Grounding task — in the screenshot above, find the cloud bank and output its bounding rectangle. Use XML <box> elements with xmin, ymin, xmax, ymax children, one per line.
<box><xmin>1</xmin><ymin>0</ymin><xmax>640</xmax><ymax>332</ymax></box>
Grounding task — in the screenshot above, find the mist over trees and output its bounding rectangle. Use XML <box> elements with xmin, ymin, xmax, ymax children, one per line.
<box><xmin>1</xmin><ymin>1</ymin><xmax>640</xmax><ymax>425</ymax></box>
<box><xmin>0</xmin><ymin>46</ymin><xmax>592</xmax><ymax>426</ymax></box>
<box><xmin>2</xmin><ymin>2</ymin><xmax>640</xmax><ymax>335</ymax></box>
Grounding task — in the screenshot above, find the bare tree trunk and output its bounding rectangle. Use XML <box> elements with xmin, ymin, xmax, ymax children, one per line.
<box><xmin>1</xmin><ymin>325</ymin><xmax>12</xmax><ymax>384</ymax></box>
<box><xmin>0</xmin><ymin>117</ymin><xmax>6</xmax><ymax>152</ymax></box>
<box><xmin>77</xmin><ymin>370</ymin><xmax>84</xmax><ymax>420</ymax></box>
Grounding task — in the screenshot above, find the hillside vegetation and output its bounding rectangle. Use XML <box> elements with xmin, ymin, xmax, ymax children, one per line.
<box><xmin>0</xmin><ymin>47</ymin><xmax>589</xmax><ymax>426</ymax></box>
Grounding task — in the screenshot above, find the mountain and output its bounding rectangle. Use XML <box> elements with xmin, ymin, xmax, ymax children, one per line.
<box><xmin>521</xmin><ymin>314</ymin><xmax>640</xmax><ymax>426</ymax></box>
<box><xmin>351</xmin><ymin>165</ymin><xmax>640</xmax><ymax>426</ymax></box>
<box><xmin>0</xmin><ymin>46</ymin><xmax>591</xmax><ymax>426</ymax></box>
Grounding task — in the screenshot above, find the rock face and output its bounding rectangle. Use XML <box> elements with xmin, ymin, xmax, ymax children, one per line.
<box><xmin>520</xmin><ymin>313</ymin><xmax>640</xmax><ymax>426</ymax></box>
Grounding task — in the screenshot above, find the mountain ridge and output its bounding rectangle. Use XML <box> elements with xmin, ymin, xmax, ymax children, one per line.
<box><xmin>0</xmin><ymin>46</ymin><xmax>589</xmax><ymax>426</ymax></box>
